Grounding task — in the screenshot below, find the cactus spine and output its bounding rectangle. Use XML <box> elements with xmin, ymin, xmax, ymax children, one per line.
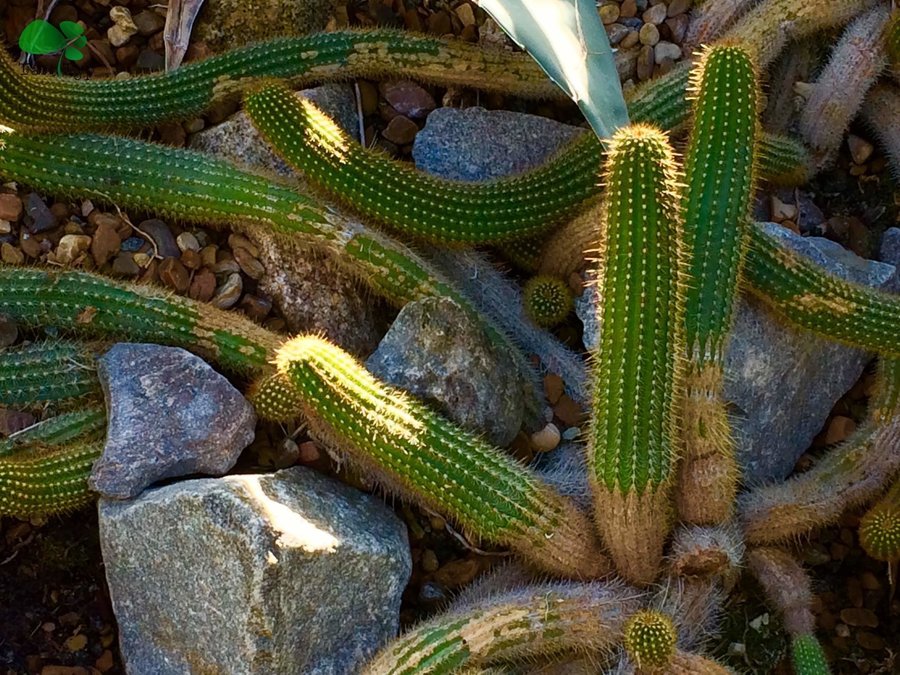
<box><xmin>588</xmin><ymin>125</ymin><xmax>686</xmax><ymax>586</ymax></box>
<box><xmin>798</xmin><ymin>5</ymin><xmax>892</xmax><ymax>169</ymax></box>
<box><xmin>0</xmin><ymin>341</ymin><xmax>102</xmax><ymax>409</ymax></box>
<box><xmin>362</xmin><ymin>581</ymin><xmax>642</xmax><ymax>674</ymax></box>
<box><xmin>254</xmin><ymin>335</ymin><xmax>611</xmax><ymax>579</ymax></box>
<box><xmin>858</xmin><ymin>475</ymin><xmax>900</xmax><ymax>563</ymax></box>
<box><xmin>522</xmin><ymin>276</ymin><xmax>574</xmax><ymax>328</ymax></box>
<box><xmin>740</xmin><ymin>358</ymin><xmax>900</xmax><ymax>545</ymax></box>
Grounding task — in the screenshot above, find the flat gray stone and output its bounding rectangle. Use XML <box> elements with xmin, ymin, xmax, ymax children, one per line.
<box><xmin>879</xmin><ymin>226</ymin><xmax>900</xmax><ymax>291</ymax></box>
<box><xmin>578</xmin><ymin>223</ymin><xmax>896</xmax><ymax>484</ymax></box>
<box><xmin>366</xmin><ymin>296</ymin><xmax>524</xmax><ymax>446</ymax></box>
<box><xmin>99</xmin><ymin>467</ymin><xmax>410</xmax><ymax>675</ymax></box>
<box><xmin>91</xmin><ymin>343</ymin><xmax>256</xmax><ymax>499</ymax></box>
<box><xmin>412</xmin><ymin>107</ymin><xmax>582</xmax><ymax>182</ymax></box>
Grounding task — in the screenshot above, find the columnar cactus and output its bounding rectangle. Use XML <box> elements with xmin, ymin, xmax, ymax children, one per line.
<box><xmin>858</xmin><ymin>475</ymin><xmax>900</xmax><ymax>563</ymax></box>
<box><xmin>252</xmin><ymin>335</ymin><xmax>611</xmax><ymax>580</ymax></box>
<box><xmin>0</xmin><ymin>341</ymin><xmax>102</xmax><ymax>408</ymax></box>
<box><xmin>588</xmin><ymin>124</ymin><xmax>686</xmax><ymax>586</ymax></box>
<box><xmin>622</xmin><ymin>610</ymin><xmax>677</xmax><ymax>671</ymax></box>
<box><xmin>676</xmin><ymin>44</ymin><xmax>759</xmax><ymax>525</ymax></box>
<box><xmin>522</xmin><ymin>275</ymin><xmax>574</xmax><ymax>328</ymax></box>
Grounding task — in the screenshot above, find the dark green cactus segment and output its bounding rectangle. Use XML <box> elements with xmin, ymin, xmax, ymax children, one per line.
<box><xmin>0</xmin><ymin>406</ymin><xmax>106</xmax><ymax>459</ymax></box>
<box><xmin>627</xmin><ymin>63</ymin><xmax>693</xmax><ymax>133</ymax></box>
<box><xmin>0</xmin><ymin>30</ymin><xmax>559</xmax><ymax>131</ymax></box>
<box><xmin>681</xmin><ymin>44</ymin><xmax>758</xmax><ymax>363</ymax></box>
<box><xmin>266</xmin><ymin>335</ymin><xmax>610</xmax><ymax>579</ymax></box>
<box><xmin>756</xmin><ymin>133</ymin><xmax>810</xmax><ymax>185</ymax></box>
<box><xmin>0</xmin><ymin>267</ymin><xmax>279</xmax><ymax>373</ymax></box>
<box><xmin>590</xmin><ymin>124</ymin><xmax>685</xmax><ymax>493</ymax></box>
<box><xmin>0</xmin><ymin>341</ymin><xmax>101</xmax><ymax>408</ymax></box>
<box><xmin>243</xmin><ymin>81</ymin><xmax>599</xmax><ymax>245</ymax></box>
<box><xmin>744</xmin><ymin>224</ymin><xmax>900</xmax><ymax>357</ymax></box>
<box><xmin>623</xmin><ymin>610</ymin><xmax>677</xmax><ymax>670</ymax></box>
<box><xmin>791</xmin><ymin>634</ymin><xmax>832</xmax><ymax>675</ymax></box>
<box><xmin>0</xmin><ymin>439</ymin><xmax>102</xmax><ymax>518</ymax></box>
<box><xmin>523</xmin><ymin>276</ymin><xmax>573</xmax><ymax>328</ymax></box>
<box><xmin>858</xmin><ymin>476</ymin><xmax>900</xmax><ymax>562</ymax></box>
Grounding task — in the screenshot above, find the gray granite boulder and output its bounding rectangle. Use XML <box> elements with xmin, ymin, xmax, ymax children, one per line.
<box><xmin>366</xmin><ymin>296</ymin><xmax>524</xmax><ymax>446</ymax></box>
<box><xmin>99</xmin><ymin>467</ymin><xmax>410</xmax><ymax>675</ymax></box>
<box><xmin>578</xmin><ymin>223</ymin><xmax>896</xmax><ymax>483</ymax></box>
<box><xmin>413</xmin><ymin>107</ymin><xmax>582</xmax><ymax>181</ymax></box>
<box><xmin>91</xmin><ymin>343</ymin><xmax>256</xmax><ymax>499</ymax></box>
<box><xmin>879</xmin><ymin>226</ymin><xmax>900</xmax><ymax>291</ymax></box>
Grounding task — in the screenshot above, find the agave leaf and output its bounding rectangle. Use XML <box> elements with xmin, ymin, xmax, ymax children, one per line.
<box><xmin>18</xmin><ymin>19</ymin><xmax>67</xmax><ymax>56</ymax></box>
<box><xmin>477</xmin><ymin>0</ymin><xmax>629</xmax><ymax>140</ymax></box>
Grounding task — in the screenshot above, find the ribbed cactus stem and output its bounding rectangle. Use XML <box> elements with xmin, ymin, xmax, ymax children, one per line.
<box><xmin>683</xmin><ymin>0</ymin><xmax>758</xmax><ymax>55</ymax></box>
<box><xmin>0</xmin><ymin>439</ymin><xmax>103</xmax><ymax>518</ymax></box>
<box><xmin>622</xmin><ymin>611</ymin><xmax>677</xmax><ymax>673</ymax></box>
<box><xmin>522</xmin><ymin>276</ymin><xmax>574</xmax><ymax>328</ymax></box>
<box><xmin>362</xmin><ymin>581</ymin><xmax>642</xmax><ymax>674</ymax></box>
<box><xmin>0</xmin><ymin>30</ymin><xmax>559</xmax><ymax>131</ymax></box>
<box><xmin>0</xmin><ymin>406</ymin><xmax>106</xmax><ymax>459</ymax></box>
<box><xmin>0</xmin><ymin>341</ymin><xmax>102</xmax><ymax>409</ymax></box>
<box><xmin>860</xmin><ymin>83</ymin><xmax>900</xmax><ymax>177</ymax></box>
<box><xmin>743</xmin><ymin>223</ymin><xmax>900</xmax><ymax>358</ymax></box>
<box><xmin>0</xmin><ymin>267</ymin><xmax>280</xmax><ymax>373</ymax></box>
<box><xmin>243</xmin><ymin>82</ymin><xmax>597</xmax><ymax>245</ymax></box>
<box><xmin>740</xmin><ymin>358</ymin><xmax>900</xmax><ymax>545</ymax></box>
<box><xmin>798</xmin><ymin>5</ymin><xmax>891</xmax><ymax>169</ymax></box>
<box><xmin>858</xmin><ymin>475</ymin><xmax>900</xmax><ymax>563</ymax></box>
<box><xmin>755</xmin><ymin>133</ymin><xmax>810</xmax><ymax>186</ymax></box>
<box><xmin>495</xmin><ymin>235</ymin><xmax>548</xmax><ymax>273</ymax></box>
<box><xmin>589</xmin><ymin>124</ymin><xmax>686</xmax><ymax>586</ymax></box>
<box><xmin>791</xmin><ymin>634</ymin><xmax>832</xmax><ymax>675</ymax></box>
<box><xmin>255</xmin><ymin>335</ymin><xmax>611</xmax><ymax>579</ymax></box>
<box><xmin>0</xmin><ymin>131</ymin><xmax>543</xmax><ymax>421</ymax></box>
<box><xmin>677</xmin><ymin>44</ymin><xmax>759</xmax><ymax>525</ymax></box>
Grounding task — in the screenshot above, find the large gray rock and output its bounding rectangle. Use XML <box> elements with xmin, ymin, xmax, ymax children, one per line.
<box><xmin>99</xmin><ymin>467</ymin><xmax>410</xmax><ymax>675</ymax></box>
<box><xmin>879</xmin><ymin>226</ymin><xmax>900</xmax><ymax>291</ymax></box>
<box><xmin>366</xmin><ymin>297</ymin><xmax>524</xmax><ymax>446</ymax></box>
<box><xmin>413</xmin><ymin>107</ymin><xmax>583</xmax><ymax>181</ymax></box>
<box><xmin>91</xmin><ymin>343</ymin><xmax>255</xmax><ymax>499</ymax></box>
<box><xmin>577</xmin><ymin>223</ymin><xmax>896</xmax><ymax>483</ymax></box>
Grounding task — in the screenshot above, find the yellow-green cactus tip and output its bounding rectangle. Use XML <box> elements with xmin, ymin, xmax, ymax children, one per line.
<box><xmin>523</xmin><ymin>275</ymin><xmax>573</xmax><ymax>328</ymax></box>
<box><xmin>623</xmin><ymin>610</ymin><xmax>677</xmax><ymax>670</ymax></box>
<box><xmin>859</xmin><ymin>501</ymin><xmax>900</xmax><ymax>563</ymax></box>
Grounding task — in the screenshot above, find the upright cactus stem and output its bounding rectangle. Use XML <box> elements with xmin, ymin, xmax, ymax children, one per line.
<box><xmin>253</xmin><ymin>335</ymin><xmax>611</xmax><ymax>580</ymax></box>
<box><xmin>362</xmin><ymin>581</ymin><xmax>642</xmax><ymax>674</ymax></box>
<box><xmin>588</xmin><ymin>124</ymin><xmax>686</xmax><ymax>586</ymax></box>
<box><xmin>677</xmin><ymin>44</ymin><xmax>759</xmax><ymax>525</ymax></box>
<box><xmin>791</xmin><ymin>634</ymin><xmax>832</xmax><ymax>675</ymax></box>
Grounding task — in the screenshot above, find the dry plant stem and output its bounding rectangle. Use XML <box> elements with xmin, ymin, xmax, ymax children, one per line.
<box><xmin>746</xmin><ymin>547</ymin><xmax>820</xmax><ymax>641</ymax></box>
<box><xmin>861</xmin><ymin>83</ymin><xmax>900</xmax><ymax>177</ymax></box>
<box><xmin>683</xmin><ymin>0</ymin><xmax>760</xmax><ymax>55</ymax></box>
<box><xmin>740</xmin><ymin>357</ymin><xmax>900</xmax><ymax>545</ymax></box>
<box><xmin>362</xmin><ymin>581</ymin><xmax>642</xmax><ymax>674</ymax></box>
<box><xmin>799</xmin><ymin>4</ymin><xmax>892</xmax><ymax>169</ymax></box>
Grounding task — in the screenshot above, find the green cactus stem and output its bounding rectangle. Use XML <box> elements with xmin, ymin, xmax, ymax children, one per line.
<box><xmin>0</xmin><ymin>267</ymin><xmax>281</xmax><ymax>374</ymax></box>
<box><xmin>0</xmin><ymin>341</ymin><xmax>102</xmax><ymax>409</ymax></box>
<box><xmin>858</xmin><ymin>475</ymin><xmax>900</xmax><ymax>563</ymax></box>
<box><xmin>0</xmin><ymin>406</ymin><xmax>106</xmax><ymax>459</ymax></box>
<box><xmin>0</xmin><ymin>131</ymin><xmax>544</xmax><ymax>422</ymax></box>
<box><xmin>676</xmin><ymin>44</ymin><xmax>759</xmax><ymax>525</ymax></box>
<box><xmin>588</xmin><ymin>124</ymin><xmax>686</xmax><ymax>587</ymax></box>
<box><xmin>522</xmin><ymin>276</ymin><xmax>574</xmax><ymax>328</ymax></box>
<box><xmin>253</xmin><ymin>335</ymin><xmax>611</xmax><ymax>580</ymax></box>
<box><xmin>361</xmin><ymin>581</ymin><xmax>642</xmax><ymax>674</ymax></box>
<box><xmin>740</xmin><ymin>358</ymin><xmax>900</xmax><ymax>545</ymax></box>
<box><xmin>743</xmin><ymin>224</ymin><xmax>900</xmax><ymax>358</ymax></box>
<box><xmin>243</xmin><ymin>82</ymin><xmax>598</xmax><ymax>245</ymax></box>
<box><xmin>798</xmin><ymin>4</ymin><xmax>892</xmax><ymax>169</ymax></box>
<box><xmin>0</xmin><ymin>30</ymin><xmax>561</xmax><ymax>132</ymax></box>
<box><xmin>495</xmin><ymin>235</ymin><xmax>548</xmax><ymax>273</ymax></box>
<box><xmin>791</xmin><ymin>634</ymin><xmax>832</xmax><ymax>675</ymax></box>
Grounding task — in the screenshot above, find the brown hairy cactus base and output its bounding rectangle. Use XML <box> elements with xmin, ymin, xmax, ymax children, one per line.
<box><xmin>668</xmin><ymin>524</ymin><xmax>745</xmax><ymax>588</ymax></box>
<box><xmin>746</xmin><ymin>547</ymin><xmax>816</xmax><ymax>636</ymax></box>
<box><xmin>677</xmin><ymin>365</ymin><xmax>740</xmax><ymax>525</ymax></box>
<box><xmin>670</xmin><ymin>651</ymin><xmax>734</xmax><ymax>674</ymax></box>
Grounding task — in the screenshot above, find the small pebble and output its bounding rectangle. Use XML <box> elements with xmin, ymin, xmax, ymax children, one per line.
<box><xmin>667</xmin><ymin>0</ymin><xmax>692</xmax><ymax>17</ymax></box>
<box><xmin>848</xmin><ymin>134</ymin><xmax>874</xmax><ymax>165</ymax></box>
<box><xmin>606</xmin><ymin>23</ymin><xmax>630</xmax><ymax>46</ymax></box>
<box><xmin>0</xmin><ymin>194</ymin><xmax>22</xmax><ymax>222</ymax></box>
<box><xmin>531</xmin><ymin>422</ymin><xmax>561</xmax><ymax>452</ymax></box>
<box><xmin>382</xmin><ymin>115</ymin><xmax>419</xmax><ymax>146</ymax></box>
<box><xmin>132</xmin><ymin>9</ymin><xmax>166</xmax><ymax>36</ymax></box>
<box><xmin>839</xmin><ymin>607</ymin><xmax>878</xmax><ymax>628</ymax></box>
<box><xmin>228</xmin><ymin>233</ymin><xmax>259</xmax><ymax>257</ymax></box>
<box><xmin>543</xmin><ymin>374</ymin><xmax>564</xmax><ymax>405</ymax></box>
<box><xmin>25</xmin><ymin>193</ymin><xmax>57</xmax><ymax>233</ymax></box>
<box><xmin>455</xmin><ymin>3</ymin><xmax>476</xmax><ymax>27</ymax></box>
<box><xmin>599</xmin><ymin>3</ymin><xmax>620</xmax><ymax>24</ymax></box>
<box><xmin>642</xmin><ymin>2</ymin><xmax>668</xmax><ymax>25</ymax></box>
<box><xmin>54</xmin><ymin>234</ymin><xmax>92</xmax><ymax>265</ymax></box>
<box><xmin>138</xmin><ymin>219</ymin><xmax>180</xmax><ymax>257</ymax></box>
<box><xmin>856</xmin><ymin>631</ymin><xmax>884</xmax><ymax>650</ymax></box>
<box><xmin>238</xmin><ymin>294</ymin><xmax>272</xmax><ymax>321</ymax></box>
<box><xmin>176</xmin><ymin>231</ymin><xmax>200</xmax><ymax>253</ymax></box>
<box><xmin>432</xmin><ymin>558</ymin><xmax>480</xmax><ymax>588</ymax></box>
<box><xmin>298</xmin><ymin>441</ymin><xmax>321</xmax><ymax>463</ymax></box>
<box><xmin>233</xmin><ymin>246</ymin><xmax>266</xmax><ymax>280</ymax></box>
<box><xmin>189</xmin><ymin>268</ymin><xmax>217</xmax><ymax>302</ymax></box>
<box><xmin>1</xmin><ymin>242</ymin><xmax>23</xmax><ymax>265</ymax></box>
<box><xmin>824</xmin><ymin>415</ymin><xmax>856</xmax><ymax>445</ymax></box>
<box><xmin>621</xmin><ymin>30</ymin><xmax>641</xmax><ymax>48</ymax></box>
<box><xmin>0</xmin><ymin>220</ymin><xmax>10</xmax><ymax>235</ymax></box>
<box><xmin>380</xmin><ymin>81</ymin><xmax>436</xmax><ymax>119</ymax></box>
<box><xmin>620</xmin><ymin>0</ymin><xmax>638</xmax><ymax>17</ymax></box>
<box><xmin>639</xmin><ymin>22</ymin><xmax>660</xmax><ymax>46</ymax></box>
<box><xmin>91</xmin><ymin>218</ymin><xmax>122</xmax><ymax>266</ymax></box>
<box><xmin>159</xmin><ymin>257</ymin><xmax>190</xmax><ymax>293</ymax></box>
<box><xmin>770</xmin><ymin>195</ymin><xmax>798</xmax><ymax>222</ymax></box>
<box><xmin>211</xmin><ymin>272</ymin><xmax>243</xmax><ymax>309</ymax></box>
<box><xmin>421</xmin><ymin>549</ymin><xmax>440</xmax><ymax>573</ymax></box>
<box><xmin>111</xmin><ymin>252</ymin><xmax>140</xmax><ymax>277</ymax></box>
<box><xmin>654</xmin><ymin>41</ymin><xmax>682</xmax><ymax>63</ymax></box>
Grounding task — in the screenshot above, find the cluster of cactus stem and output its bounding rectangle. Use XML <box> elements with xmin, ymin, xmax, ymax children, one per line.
<box><xmin>1</xmin><ymin>0</ymin><xmax>899</xmax><ymax>669</ymax></box>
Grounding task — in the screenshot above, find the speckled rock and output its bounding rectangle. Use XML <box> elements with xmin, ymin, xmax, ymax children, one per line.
<box><xmin>879</xmin><ymin>227</ymin><xmax>900</xmax><ymax>291</ymax></box>
<box><xmin>99</xmin><ymin>467</ymin><xmax>410</xmax><ymax>675</ymax></box>
<box><xmin>412</xmin><ymin>107</ymin><xmax>582</xmax><ymax>181</ymax></box>
<box><xmin>366</xmin><ymin>297</ymin><xmax>524</xmax><ymax>445</ymax></box>
<box><xmin>193</xmin><ymin>0</ymin><xmax>334</xmax><ymax>53</ymax></box>
<box><xmin>91</xmin><ymin>344</ymin><xmax>256</xmax><ymax>499</ymax></box>
<box><xmin>578</xmin><ymin>223</ymin><xmax>897</xmax><ymax>483</ymax></box>
<box><xmin>189</xmin><ymin>84</ymin><xmax>359</xmax><ymax>179</ymax></box>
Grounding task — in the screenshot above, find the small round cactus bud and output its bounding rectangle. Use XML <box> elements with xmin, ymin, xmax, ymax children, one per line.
<box><xmin>859</xmin><ymin>480</ymin><xmax>900</xmax><ymax>563</ymax></box>
<box><xmin>523</xmin><ymin>275</ymin><xmax>574</xmax><ymax>328</ymax></box>
<box><xmin>248</xmin><ymin>371</ymin><xmax>304</xmax><ymax>422</ymax></box>
<box><xmin>623</xmin><ymin>610</ymin><xmax>677</xmax><ymax>671</ymax></box>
